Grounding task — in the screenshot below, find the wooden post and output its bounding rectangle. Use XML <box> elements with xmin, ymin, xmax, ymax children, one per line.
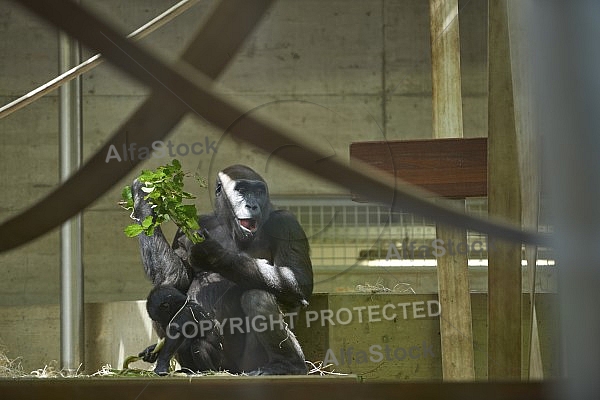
<box><xmin>507</xmin><ymin>1</ymin><xmax>543</xmax><ymax>379</ymax></box>
<box><xmin>429</xmin><ymin>0</ymin><xmax>475</xmax><ymax>380</ymax></box>
<box><xmin>488</xmin><ymin>0</ymin><xmax>522</xmax><ymax>379</ymax></box>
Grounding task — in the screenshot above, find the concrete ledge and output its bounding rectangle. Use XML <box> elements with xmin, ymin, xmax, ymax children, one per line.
<box><xmin>0</xmin><ymin>293</ymin><xmax>559</xmax><ymax>380</ymax></box>
<box><xmin>313</xmin><ymin>265</ymin><xmax>557</xmax><ymax>293</ymax></box>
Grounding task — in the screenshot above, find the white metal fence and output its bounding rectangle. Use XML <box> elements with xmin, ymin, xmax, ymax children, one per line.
<box><xmin>274</xmin><ymin>196</ymin><xmax>554</xmax><ymax>268</ymax></box>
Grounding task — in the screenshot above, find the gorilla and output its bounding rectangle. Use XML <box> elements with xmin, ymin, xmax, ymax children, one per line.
<box><xmin>133</xmin><ymin>164</ymin><xmax>313</xmax><ymax>375</ymax></box>
<box><xmin>141</xmin><ymin>285</ymin><xmax>222</xmax><ymax>375</ymax></box>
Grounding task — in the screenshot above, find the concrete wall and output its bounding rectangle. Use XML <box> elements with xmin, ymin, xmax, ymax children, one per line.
<box><xmin>0</xmin><ymin>300</ymin><xmax>156</xmax><ymax>374</ymax></box>
<box><xmin>0</xmin><ymin>0</ymin><xmax>488</xmax><ymax>304</ymax></box>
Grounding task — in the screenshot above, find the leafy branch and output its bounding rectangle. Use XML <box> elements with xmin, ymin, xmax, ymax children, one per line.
<box><xmin>120</xmin><ymin>159</ymin><xmax>204</xmax><ymax>244</ymax></box>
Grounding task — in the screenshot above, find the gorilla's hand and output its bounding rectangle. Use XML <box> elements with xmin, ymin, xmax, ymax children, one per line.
<box><xmin>189</xmin><ymin>232</ymin><xmax>231</xmax><ymax>272</ymax></box>
<box><xmin>132</xmin><ymin>179</ymin><xmax>154</xmax><ymax>222</ymax></box>
<box><xmin>138</xmin><ymin>343</ymin><xmax>159</xmax><ymax>363</ymax></box>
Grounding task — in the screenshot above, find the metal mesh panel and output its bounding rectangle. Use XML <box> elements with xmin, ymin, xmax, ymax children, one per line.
<box><xmin>273</xmin><ymin>196</ymin><xmax>554</xmax><ymax>268</ymax></box>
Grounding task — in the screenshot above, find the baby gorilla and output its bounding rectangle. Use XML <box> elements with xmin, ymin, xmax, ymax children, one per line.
<box><xmin>140</xmin><ymin>285</ymin><xmax>222</xmax><ymax>375</ymax></box>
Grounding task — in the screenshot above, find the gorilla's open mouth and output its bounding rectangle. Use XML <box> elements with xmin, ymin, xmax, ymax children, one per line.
<box><xmin>238</xmin><ymin>218</ymin><xmax>258</xmax><ymax>234</ymax></box>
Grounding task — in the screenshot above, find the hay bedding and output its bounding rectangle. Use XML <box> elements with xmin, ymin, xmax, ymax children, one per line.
<box><xmin>0</xmin><ymin>347</ymin><xmax>346</xmax><ymax>378</ymax></box>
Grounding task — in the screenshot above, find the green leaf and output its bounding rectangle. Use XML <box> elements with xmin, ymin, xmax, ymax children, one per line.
<box><xmin>141</xmin><ymin>216</ymin><xmax>153</xmax><ymax>229</ymax></box>
<box><xmin>121</xmin><ymin>185</ymin><xmax>133</xmax><ymax>204</ymax></box>
<box><xmin>124</xmin><ymin>224</ymin><xmax>144</xmax><ymax>237</ymax></box>
<box><xmin>120</xmin><ymin>159</ymin><xmax>206</xmax><ymax>243</ymax></box>
<box><xmin>179</xmin><ymin>204</ymin><xmax>197</xmax><ymax>219</ymax></box>
<box><xmin>146</xmin><ymin>225</ymin><xmax>156</xmax><ymax>236</ymax></box>
<box><xmin>190</xmin><ymin>232</ymin><xmax>204</xmax><ymax>244</ymax></box>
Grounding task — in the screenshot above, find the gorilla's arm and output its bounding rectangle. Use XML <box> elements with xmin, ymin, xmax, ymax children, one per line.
<box><xmin>132</xmin><ymin>180</ymin><xmax>192</xmax><ymax>292</ymax></box>
<box><xmin>266</xmin><ymin>210</ymin><xmax>313</xmax><ymax>302</ymax></box>
<box><xmin>190</xmin><ymin>210</ymin><xmax>313</xmax><ymax>307</ymax></box>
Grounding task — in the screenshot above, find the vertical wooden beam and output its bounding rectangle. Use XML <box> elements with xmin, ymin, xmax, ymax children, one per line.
<box><xmin>506</xmin><ymin>1</ymin><xmax>543</xmax><ymax>380</ymax></box>
<box><xmin>430</xmin><ymin>0</ymin><xmax>463</xmax><ymax>138</ymax></box>
<box><xmin>429</xmin><ymin>0</ymin><xmax>475</xmax><ymax>380</ymax></box>
<box><xmin>488</xmin><ymin>0</ymin><xmax>522</xmax><ymax>380</ymax></box>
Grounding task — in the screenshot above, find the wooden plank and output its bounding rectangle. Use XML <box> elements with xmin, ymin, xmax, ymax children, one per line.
<box><xmin>429</xmin><ymin>0</ymin><xmax>475</xmax><ymax>381</ymax></box>
<box><xmin>488</xmin><ymin>0</ymin><xmax>522</xmax><ymax>380</ymax></box>
<box><xmin>349</xmin><ymin>137</ymin><xmax>487</xmax><ymax>200</ymax></box>
<box><xmin>0</xmin><ymin>379</ymin><xmax>557</xmax><ymax>400</ymax></box>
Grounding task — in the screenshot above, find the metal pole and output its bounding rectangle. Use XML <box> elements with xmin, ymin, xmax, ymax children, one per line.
<box><xmin>58</xmin><ymin>27</ymin><xmax>84</xmax><ymax>374</ymax></box>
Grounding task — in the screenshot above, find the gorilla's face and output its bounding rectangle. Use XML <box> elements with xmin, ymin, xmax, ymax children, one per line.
<box><xmin>215</xmin><ymin>166</ymin><xmax>271</xmax><ymax>242</ymax></box>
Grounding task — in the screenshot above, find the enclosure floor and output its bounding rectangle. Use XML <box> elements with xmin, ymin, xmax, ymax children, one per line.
<box><xmin>0</xmin><ymin>377</ymin><xmax>556</xmax><ymax>400</ymax></box>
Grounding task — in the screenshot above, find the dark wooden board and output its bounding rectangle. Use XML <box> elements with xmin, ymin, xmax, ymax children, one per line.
<box><xmin>350</xmin><ymin>137</ymin><xmax>487</xmax><ymax>199</ymax></box>
<box><xmin>0</xmin><ymin>378</ymin><xmax>558</xmax><ymax>400</ymax></box>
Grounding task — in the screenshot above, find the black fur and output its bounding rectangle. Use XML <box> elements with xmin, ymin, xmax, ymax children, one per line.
<box><xmin>134</xmin><ymin>165</ymin><xmax>313</xmax><ymax>375</ymax></box>
<box><xmin>141</xmin><ymin>285</ymin><xmax>222</xmax><ymax>375</ymax></box>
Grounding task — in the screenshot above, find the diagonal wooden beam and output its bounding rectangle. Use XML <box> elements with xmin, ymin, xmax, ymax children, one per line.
<box><xmin>0</xmin><ymin>0</ymin><xmax>275</xmax><ymax>252</ymax></box>
<box><xmin>1</xmin><ymin>0</ymin><xmax>551</xmax><ymax>253</ymax></box>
